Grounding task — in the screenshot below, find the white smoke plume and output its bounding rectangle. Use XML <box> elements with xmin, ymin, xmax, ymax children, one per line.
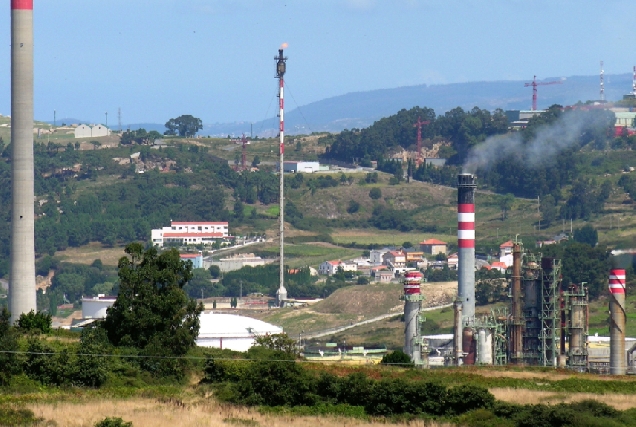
<box><xmin>463</xmin><ymin>111</ymin><xmax>597</xmax><ymax>174</ymax></box>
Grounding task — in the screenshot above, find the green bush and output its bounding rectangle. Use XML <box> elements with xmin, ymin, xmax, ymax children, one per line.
<box><xmin>95</xmin><ymin>417</ymin><xmax>133</xmax><ymax>427</ymax></box>
<box><xmin>0</xmin><ymin>406</ymin><xmax>45</xmax><ymax>426</ymax></box>
<box><xmin>380</xmin><ymin>350</ymin><xmax>413</xmax><ymax>366</ymax></box>
<box><xmin>17</xmin><ymin>310</ymin><xmax>52</xmax><ymax>334</ymax></box>
<box><xmin>445</xmin><ymin>384</ymin><xmax>495</xmax><ymax>415</ymax></box>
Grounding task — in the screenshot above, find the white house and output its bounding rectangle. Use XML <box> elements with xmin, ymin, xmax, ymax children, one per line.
<box><xmin>318</xmin><ymin>260</ymin><xmax>358</xmax><ymax>276</ymax></box>
<box><xmin>81</xmin><ymin>295</ymin><xmax>116</xmax><ymax>319</ymax></box>
<box><xmin>151</xmin><ymin>221</ymin><xmax>229</xmax><ymax>247</ymax></box>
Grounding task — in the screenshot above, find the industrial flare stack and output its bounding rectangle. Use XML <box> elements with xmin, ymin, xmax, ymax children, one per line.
<box><xmin>275</xmin><ymin>47</ymin><xmax>288</xmax><ymax>307</ymax></box>
<box><xmin>10</xmin><ymin>0</ymin><xmax>37</xmax><ymax>323</ymax></box>
<box><xmin>457</xmin><ymin>173</ymin><xmax>476</xmax><ymax>323</ymax></box>
<box><xmin>609</xmin><ymin>269</ymin><xmax>626</xmax><ymax>375</ymax></box>
<box><xmin>402</xmin><ymin>271</ymin><xmax>424</xmax><ymax>364</ymax></box>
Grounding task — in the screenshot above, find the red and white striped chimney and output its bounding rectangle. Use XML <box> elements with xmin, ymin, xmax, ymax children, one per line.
<box><xmin>457</xmin><ymin>173</ymin><xmax>476</xmax><ymax>322</ymax></box>
<box><xmin>609</xmin><ymin>268</ymin><xmax>626</xmax><ymax>375</ymax></box>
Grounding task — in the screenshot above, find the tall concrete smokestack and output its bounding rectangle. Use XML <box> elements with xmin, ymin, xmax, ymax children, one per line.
<box><xmin>403</xmin><ymin>271</ymin><xmax>423</xmax><ymax>364</ymax></box>
<box><xmin>457</xmin><ymin>173</ymin><xmax>476</xmax><ymax>322</ymax></box>
<box><xmin>9</xmin><ymin>0</ymin><xmax>36</xmax><ymax>323</ymax></box>
<box><xmin>609</xmin><ymin>269</ymin><xmax>626</xmax><ymax>375</ymax></box>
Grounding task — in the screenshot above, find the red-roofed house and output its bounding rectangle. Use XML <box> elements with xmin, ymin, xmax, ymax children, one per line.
<box><xmin>318</xmin><ymin>260</ymin><xmax>358</xmax><ymax>276</ymax></box>
<box><xmin>180</xmin><ymin>253</ymin><xmax>203</xmax><ymax>269</ymax></box>
<box><xmin>420</xmin><ymin>239</ymin><xmax>447</xmax><ymax>255</ymax></box>
<box><xmin>490</xmin><ymin>261</ymin><xmax>508</xmax><ymax>273</ymax></box>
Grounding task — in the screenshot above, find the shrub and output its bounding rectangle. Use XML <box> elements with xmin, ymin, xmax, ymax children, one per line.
<box><xmin>369</xmin><ymin>187</ymin><xmax>382</xmax><ymax>200</ymax></box>
<box><xmin>0</xmin><ymin>308</ymin><xmax>20</xmax><ymax>386</ymax></box>
<box><xmin>380</xmin><ymin>350</ymin><xmax>413</xmax><ymax>366</ymax></box>
<box><xmin>95</xmin><ymin>417</ymin><xmax>133</xmax><ymax>427</ymax></box>
<box><xmin>445</xmin><ymin>384</ymin><xmax>495</xmax><ymax>416</ymax></box>
<box><xmin>17</xmin><ymin>310</ymin><xmax>52</xmax><ymax>334</ymax></box>
<box><xmin>0</xmin><ymin>406</ymin><xmax>45</xmax><ymax>426</ymax></box>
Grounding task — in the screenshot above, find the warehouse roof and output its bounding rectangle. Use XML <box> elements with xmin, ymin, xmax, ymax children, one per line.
<box><xmin>197</xmin><ymin>313</ymin><xmax>282</xmax><ymax>339</ymax></box>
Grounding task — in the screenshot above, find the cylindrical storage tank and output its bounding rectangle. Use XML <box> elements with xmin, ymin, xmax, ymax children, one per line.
<box><xmin>457</xmin><ymin>173</ymin><xmax>476</xmax><ymax>323</ymax></box>
<box><xmin>462</xmin><ymin>327</ymin><xmax>475</xmax><ymax>365</ymax></box>
<box><xmin>477</xmin><ymin>329</ymin><xmax>486</xmax><ymax>364</ymax></box>
<box><xmin>609</xmin><ymin>269</ymin><xmax>626</xmax><ymax>375</ymax></box>
<box><xmin>81</xmin><ymin>297</ymin><xmax>116</xmax><ymax>319</ymax></box>
<box><xmin>484</xmin><ymin>329</ymin><xmax>493</xmax><ymax>365</ymax></box>
<box><xmin>403</xmin><ymin>271</ymin><xmax>423</xmax><ymax>364</ymax></box>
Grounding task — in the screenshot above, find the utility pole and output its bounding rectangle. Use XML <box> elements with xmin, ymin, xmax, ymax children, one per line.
<box><xmin>537</xmin><ymin>196</ymin><xmax>541</xmax><ymax>232</ymax></box>
<box><xmin>105</xmin><ymin>112</ymin><xmax>108</xmax><ymax>128</ymax></box>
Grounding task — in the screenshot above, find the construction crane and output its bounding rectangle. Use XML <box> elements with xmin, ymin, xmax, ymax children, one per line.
<box><xmin>413</xmin><ymin>116</ymin><xmax>430</xmax><ymax>167</ymax></box>
<box><xmin>524</xmin><ymin>75</ymin><xmax>562</xmax><ymax>111</ymax></box>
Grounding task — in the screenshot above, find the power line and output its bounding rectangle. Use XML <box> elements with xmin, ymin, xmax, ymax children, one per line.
<box><xmin>283</xmin><ymin>80</ymin><xmax>312</xmax><ymax>134</ymax></box>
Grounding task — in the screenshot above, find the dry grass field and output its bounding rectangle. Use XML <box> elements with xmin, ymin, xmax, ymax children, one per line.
<box><xmin>27</xmin><ymin>398</ymin><xmax>450</xmax><ymax>427</ymax></box>
<box><xmin>491</xmin><ymin>388</ymin><xmax>636</xmax><ymax>410</ymax></box>
<box><xmin>55</xmin><ymin>243</ymin><xmax>126</xmax><ymax>266</ymax></box>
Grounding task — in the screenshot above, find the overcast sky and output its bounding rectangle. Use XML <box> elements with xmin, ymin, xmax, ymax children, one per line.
<box><xmin>0</xmin><ymin>0</ymin><xmax>632</xmax><ymax>125</ymax></box>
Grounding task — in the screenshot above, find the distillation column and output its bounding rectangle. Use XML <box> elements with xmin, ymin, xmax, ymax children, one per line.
<box><xmin>510</xmin><ymin>243</ymin><xmax>523</xmax><ymax>364</ymax></box>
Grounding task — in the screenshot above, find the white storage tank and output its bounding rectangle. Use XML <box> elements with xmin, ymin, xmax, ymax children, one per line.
<box><xmin>81</xmin><ymin>295</ymin><xmax>116</xmax><ymax>319</ymax></box>
<box><xmin>196</xmin><ymin>312</ymin><xmax>283</xmax><ymax>352</ymax></box>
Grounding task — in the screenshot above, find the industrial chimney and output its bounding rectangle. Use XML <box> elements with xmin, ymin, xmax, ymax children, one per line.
<box><xmin>9</xmin><ymin>0</ymin><xmax>36</xmax><ymax>323</ymax></box>
<box><xmin>609</xmin><ymin>269</ymin><xmax>626</xmax><ymax>375</ymax></box>
<box><xmin>275</xmin><ymin>47</ymin><xmax>288</xmax><ymax>307</ymax></box>
<box><xmin>457</xmin><ymin>173</ymin><xmax>476</xmax><ymax>323</ymax></box>
<box><xmin>403</xmin><ymin>271</ymin><xmax>423</xmax><ymax>364</ymax></box>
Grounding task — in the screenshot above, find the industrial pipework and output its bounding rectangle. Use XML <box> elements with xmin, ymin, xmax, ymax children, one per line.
<box><xmin>10</xmin><ymin>0</ymin><xmax>37</xmax><ymax>323</ymax></box>
<box><xmin>457</xmin><ymin>173</ymin><xmax>476</xmax><ymax>323</ymax></box>
<box><xmin>609</xmin><ymin>269</ymin><xmax>626</xmax><ymax>375</ymax></box>
<box><xmin>402</xmin><ymin>271</ymin><xmax>424</xmax><ymax>365</ymax></box>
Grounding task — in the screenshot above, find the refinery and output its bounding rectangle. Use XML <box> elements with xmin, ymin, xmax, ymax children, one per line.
<box><xmin>398</xmin><ymin>173</ymin><xmax>632</xmax><ymax>375</ymax></box>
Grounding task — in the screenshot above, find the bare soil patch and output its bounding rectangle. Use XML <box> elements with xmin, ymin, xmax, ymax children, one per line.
<box><xmin>491</xmin><ymin>388</ymin><xmax>636</xmax><ymax>410</ymax></box>
<box><xmin>55</xmin><ymin>243</ymin><xmax>125</xmax><ymax>266</ymax></box>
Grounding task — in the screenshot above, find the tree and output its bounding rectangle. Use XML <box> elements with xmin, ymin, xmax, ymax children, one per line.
<box><xmin>369</xmin><ymin>187</ymin><xmax>382</xmax><ymax>200</ymax></box>
<box><xmin>17</xmin><ymin>310</ymin><xmax>52</xmax><ymax>334</ymax></box>
<box><xmin>541</xmin><ymin>195</ymin><xmax>557</xmax><ymax>227</ymax></box>
<box><xmin>380</xmin><ymin>349</ymin><xmax>413</xmax><ymax>366</ymax></box>
<box><xmin>254</xmin><ymin>333</ymin><xmax>298</xmax><ymax>356</ymax></box>
<box><xmin>347</xmin><ymin>200</ymin><xmax>360</xmax><ymax>214</ymax></box>
<box><xmin>251</xmin><ymin>155</ymin><xmax>261</xmax><ymax>168</ymax></box>
<box><xmin>574</xmin><ymin>225</ymin><xmax>598</xmax><ymax>247</ymax></box>
<box><xmin>102</xmin><ymin>243</ymin><xmax>203</xmax><ymax>376</ymax></box>
<box><xmin>164</xmin><ymin>115</ymin><xmax>202</xmax><ymax>137</ymax></box>
<box><xmin>0</xmin><ymin>308</ymin><xmax>20</xmax><ymax>385</ymax></box>
<box><xmin>208</xmin><ymin>265</ymin><xmax>221</xmax><ymax>279</ymax></box>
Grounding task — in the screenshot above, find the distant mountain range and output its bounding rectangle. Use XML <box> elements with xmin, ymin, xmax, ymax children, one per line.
<box><xmin>44</xmin><ymin>73</ymin><xmax>636</xmax><ymax>137</ymax></box>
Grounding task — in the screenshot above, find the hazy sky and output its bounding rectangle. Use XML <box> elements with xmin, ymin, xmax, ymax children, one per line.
<box><xmin>0</xmin><ymin>0</ymin><xmax>632</xmax><ymax>125</ymax></box>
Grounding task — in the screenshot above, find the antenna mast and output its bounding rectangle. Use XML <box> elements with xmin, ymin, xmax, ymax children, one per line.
<box><xmin>600</xmin><ymin>61</ymin><xmax>605</xmax><ymax>102</ymax></box>
<box><xmin>413</xmin><ymin>116</ymin><xmax>430</xmax><ymax>167</ymax></box>
<box><xmin>275</xmin><ymin>46</ymin><xmax>288</xmax><ymax>307</ymax></box>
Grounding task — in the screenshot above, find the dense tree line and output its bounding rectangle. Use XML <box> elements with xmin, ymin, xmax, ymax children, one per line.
<box><xmin>322</xmin><ymin>106</ymin><xmax>508</xmax><ymax>165</ymax></box>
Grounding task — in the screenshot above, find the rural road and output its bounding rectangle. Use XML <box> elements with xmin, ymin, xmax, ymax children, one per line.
<box><xmin>303</xmin><ymin>302</ymin><xmax>454</xmax><ymax>340</ymax></box>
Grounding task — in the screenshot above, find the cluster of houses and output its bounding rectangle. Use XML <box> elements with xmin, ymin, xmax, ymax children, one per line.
<box><xmin>318</xmin><ymin>234</ymin><xmax>571</xmax><ymax>282</ymax></box>
<box><xmin>318</xmin><ymin>239</ymin><xmax>451</xmax><ymax>282</ymax></box>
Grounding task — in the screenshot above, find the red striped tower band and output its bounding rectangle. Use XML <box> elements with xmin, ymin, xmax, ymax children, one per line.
<box><xmin>609</xmin><ymin>269</ymin><xmax>626</xmax><ymax>294</ymax></box>
<box><xmin>403</xmin><ymin>271</ymin><xmax>423</xmax><ymax>295</ymax></box>
<box><xmin>12</xmin><ymin>0</ymin><xmax>33</xmax><ymax>9</ymax></box>
<box><xmin>458</xmin><ymin>203</ymin><xmax>475</xmax><ymax>248</ymax></box>
<box><xmin>279</xmin><ymin>77</ymin><xmax>284</xmax><ymax>154</ymax></box>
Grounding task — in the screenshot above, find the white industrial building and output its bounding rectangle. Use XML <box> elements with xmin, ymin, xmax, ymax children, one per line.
<box><xmin>318</xmin><ymin>260</ymin><xmax>358</xmax><ymax>276</ymax></box>
<box><xmin>81</xmin><ymin>295</ymin><xmax>116</xmax><ymax>319</ymax></box>
<box><xmin>74</xmin><ymin>124</ymin><xmax>111</xmax><ymax>139</ymax></box>
<box><xmin>196</xmin><ymin>312</ymin><xmax>283</xmax><ymax>352</ymax></box>
<box><xmin>282</xmin><ymin>161</ymin><xmax>320</xmax><ymax>173</ymax></box>
<box><xmin>204</xmin><ymin>253</ymin><xmax>271</xmax><ymax>272</ymax></box>
<box><xmin>151</xmin><ymin>221</ymin><xmax>229</xmax><ymax>247</ymax></box>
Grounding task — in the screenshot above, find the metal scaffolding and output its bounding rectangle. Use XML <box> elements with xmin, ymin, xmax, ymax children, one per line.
<box><xmin>539</xmin><ymin>257</ymin><xmax>561</xmax><ymax>367</ymax></box>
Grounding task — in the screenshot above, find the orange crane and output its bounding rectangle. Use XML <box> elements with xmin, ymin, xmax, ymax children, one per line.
<box><xmin>413</xmin><ymin>116</ymin><xmax>430</xmax><ymax>167</ymax></box>
<box><xmin>524</xmin><ymin>75</ymin><xmax>562</xmax><ymax>111</ymax></box>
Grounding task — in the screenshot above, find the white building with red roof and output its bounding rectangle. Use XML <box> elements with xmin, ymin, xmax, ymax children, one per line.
<box><xmin>499</xmin><ymin>240</ymin><xmax>514</xmax><ymax>267</ymax></box>
<box><xmin>382</xmin><ymin>251</ymin><xmax>406</xmax><ymax>268</ymax></box>
<box><xmin>151</xmin><ymin>221</ymin><xmax>229</xmax><ymax>247</ymax></box>
<box><xmin>318</xmin><ymin>260</ymin><xmax>357</xmax><ymax>276</ymax></box>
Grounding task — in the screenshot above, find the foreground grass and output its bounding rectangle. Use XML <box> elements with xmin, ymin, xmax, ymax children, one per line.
<box><xmin>24</xmin><ymin>397</ymin><xmax>451</xmax><ymax>427</ymax></box>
